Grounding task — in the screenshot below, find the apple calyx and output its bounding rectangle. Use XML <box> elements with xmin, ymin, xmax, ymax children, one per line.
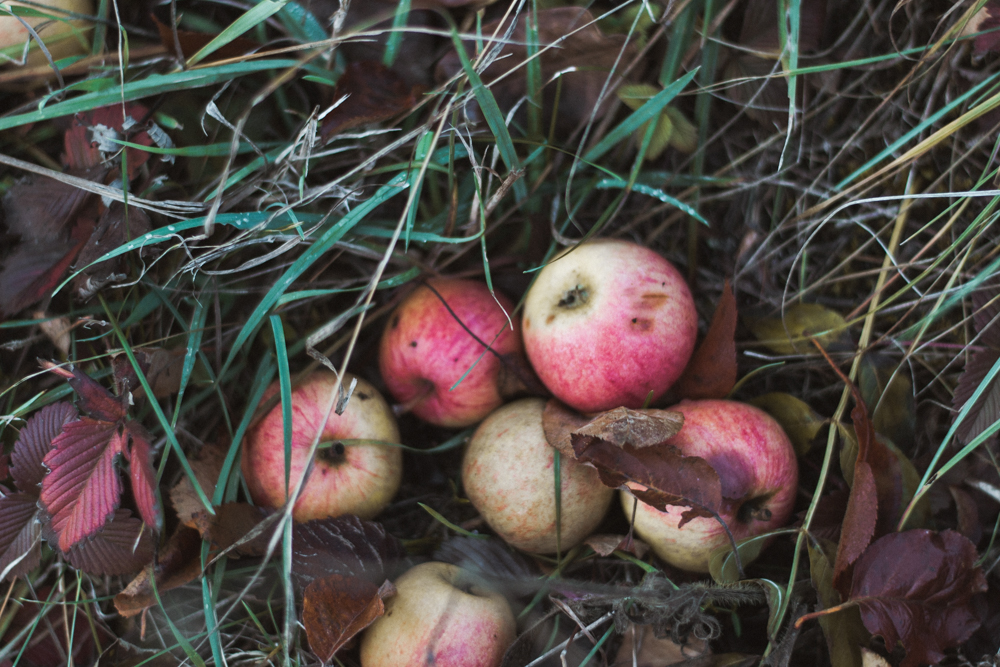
<box><xmin>316</xmin><ymin>441</ymin><xmax>347</xmax><ymax>466</ymax></box>
<box><xmin>558</xmin><ymin>284</ymin><xmax>589</xmax><ymax>309</ymax></box>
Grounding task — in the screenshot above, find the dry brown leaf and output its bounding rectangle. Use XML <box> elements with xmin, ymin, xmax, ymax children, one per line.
<box><xmin>303</xmin><ymin>575</ymin><xmax>394</xmax><ymax>662</ymax></box>
<box><xmin>584</xmin><ymin>534</ymin><xmax>649</xmax><ymax>558</ymax></box>
<box><xmin>612</xmin><ymin>623</ymin><xmax>709</xmax><ymax>666</ymax></box>
<box><xmin>574</xmin><ymin>407</ymin><xmax>684</xmax><ymax>449</ymax></box>
<box><xmin>169</xmin><ymin>442</ymin><xmax>228</xmax><ymax>523</ymax></box>
<box><xmin>114</xmin><ymin>526</ymin><xmax>203</xmax><ymax>618</ymax></box>
<box><xmin>541</xmin><ymin>399</ymin><xmax>591</xmax><ymax>457</ymax></box>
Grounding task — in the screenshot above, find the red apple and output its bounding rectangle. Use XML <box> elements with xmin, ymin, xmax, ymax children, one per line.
<box><xmin>380</xmin><ymin>278</ymin><xmax>525</xmax><ymax>428</ymax></box>
<box><xmin>360</xmin><ymin>561</ymin><xmax>517</xmax><ymax>667</ymax></box>
<box><xmin>621</xmin><ymin>399</ymin><xmax>798</xmax><ymax>572</ymax></box>
<box><xmin>241</xmin><ymin>371</ymin><xmax>402</xmax><ymax>522</ymax></box>
<box><xmin>522</xmin><ymin>239</ymin><xmax>698</xmax><ymax>413</ymax></box>
<box><xmin>462</xmin><ymin>398</ymin><xmax>614</xmax><ymax>553</ymax></box>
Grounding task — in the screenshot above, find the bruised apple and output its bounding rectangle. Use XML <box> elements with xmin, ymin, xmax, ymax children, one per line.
<box><xmin>622</xmin><ymin>399</ymin><xmax>798</xmax><ymax>572</ymax></box>
<box><xmin>522</xmin><ymin>239</ymin><xmax>698</xmax><ymax>413</ymax></box>
<box><xmin>360</xmin><ymin>562</ymin><xmax>516</xmax><ymax>667</ymax></box>
<box><xmin>462</xmin><ymin>398</ymin><xmax>614</xmax><ymax>553</ymax></box>
<box><xmin>241</xmin><ymin>371</ymin><xmax>402</xmax><ymax>522</ymax></box>
<box><xmin>380</xmin><ymin>278</ymin><xmax>526</xmax><ymax>428</ymax></box>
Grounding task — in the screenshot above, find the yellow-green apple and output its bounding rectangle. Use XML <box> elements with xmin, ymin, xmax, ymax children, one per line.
<box><xmin>621</xmin><ymin>399</ymin><xmax>798</xmax><ymax>572</ymax></box>
<box><xmin>241</xmin><ymin>371</ymin><xmax>402</xmax><ymax>522</ymax></box>
<box><xmin>462</xmin><ymin>398</ymin><xmax>614</xmax><ymax>553</ymax></box>
<box><xmin>0</xmin><ymin>0</ymin><xmax>93</xmax><ymax>67</ymax></box>
<box><xmin>380</xmin><ymin>278</ymin><xmax>527</xmax><ymax>428</ymax></box>
<box><xmin>522</xmin><ymin>239</ymin><xmax>698</xmax><ymax>413</ymax></box>
<box><xmin>360</xmin><ymin>561</ymin><xmax>517</xmax><ymax>667</ymax></box>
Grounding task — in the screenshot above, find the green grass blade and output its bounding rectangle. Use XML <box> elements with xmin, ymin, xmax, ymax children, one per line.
<box><xmin>187</xmin><ymin>0</ymin><xmax>288</xmax><ymax>66</ymax></box>
<box><xmin>383</xmin><ymin>0</ymin><xmax>411</xmax><ymax>66</ymax></box>
<box><xmin>270</xmin><ymin>315</ymin><xmax>294</xmax><ymax>498</ymax></box>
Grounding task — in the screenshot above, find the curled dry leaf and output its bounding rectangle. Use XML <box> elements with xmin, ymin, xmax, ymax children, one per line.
<box><xmin>676</xmin><ymin>280</ymin><xmax>738</xmax><ymax>400</ymax></box>
<box><xmin>114</xmin><ymin>525</ymin><xmax>205</xmax><ymax>618</ymax></box>
<box><xmin>848</xmin><ymin>530</ymin><xmax>987</xmax><ymax>667</ymax></box>
<box><xmin>574</xmin><ymin>407</ymin><xmax>684</xmax><ymax>449</ymax></box>
<box><xmin>303</xmin><ymin>575</ymin><xmax>395</xmax><ymax>662</ymax></box>
<box><xmin>612</xmin><ymin>622</ymin><xmax>709</xmax><ymax>666</ymax></box>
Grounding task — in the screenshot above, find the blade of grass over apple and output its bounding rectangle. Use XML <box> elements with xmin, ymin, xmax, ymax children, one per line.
<box><xmin>217</xmin><ymin>354</ymin><xmax>277</xmax><ymax>506</ymax></box>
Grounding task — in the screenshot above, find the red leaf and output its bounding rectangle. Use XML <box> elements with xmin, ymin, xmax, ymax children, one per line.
<box><xmin>849</xmin><ymin>530</ymin><xmax>988</xmax><ymax>667</ymax></box>
<box><xmin>572</xmin><ymin>434</ymin><xmax>722</xmax><ymax>526</ymax></box>
<box><xmin>62</xmin><ymin>104</ymin><xmax>153</xmax><ymax>178</ymax></box>
<box><xmin>46</xmin><ymin>363</ymin><xmax>127</xmax><ymax>423</ymax></box>
<box><xmin>833</xmin><ymin>461</ymin><xmax>878</xmax><ymax>593</ymax></box>
<box><xmin>2</xmin><ymin>175</ymin><xmax>96</xmax><ymax>244</ymax></box>
<box><xmin>303</xmin><ymin>574</ymin><xmax>390</xmax><ymax>662</ymax></box>
<box><xmin>10</xmin><ymin>402</ymin><xmax>78</xmax><ymax>495</ymax></box>
<box><xmin>40</xmin><ymin>419</ymin><xmax>125</xmax><ymax>551</ymax></box>
<box><xmin>0</xmin><ymin>493</ymin><xmax>43</xmax><ymax>580</ymax></box>
<box><xmin>125</xmin><ymin>422</ymin><xmax>162</xmax><ymax>534</ymax></box>
<box><xmin>292</xmin><ymin>515</ymin><xmax>406</xmax><ymax>588</ymax></box>
<box><xmin>60</xmin><ymin>509</ymin><xmax>155</xmax><ymax>576</ymax></box>
<box><xmin>676</xmin><ymin>280</ymin><xmax>738</xmax><ymax>400</ymax></box>
<box><xmin>0</xmin><ymin>241</ymin><xmax>85</xmax><ymax>317</ymax></box>
<box><xmin>320</xmin><ymin>61</ymin><xmax>424</xmax><ymax>141</ymax></box>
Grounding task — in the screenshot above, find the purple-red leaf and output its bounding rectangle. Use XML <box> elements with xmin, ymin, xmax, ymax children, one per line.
<box><xmin>125</xmin><ymin>422</ymin><xmax>162</xmax><ymax>534</ymax></box>
<box><xmin>292</xmin><ymin>515</ymin><xmax>407</xmax><ymax>588</ymax></box>
<box><xmin>40</xmin><ymin>419</ymin><xmax>125</xmax><ymax>551</ymax></box>
<box><xmin>952</xmin><ymin>347</ymin><xmax>1000</xmax><ymax>444</ymax></box>
<box><xmin>320</xmin><ymin>61</ymin><xmax>424</xmax><ymax>141</ymax></box>
<box><xmin>849</xmin><ymin>530</ymin><xmax>988</xmax><ymax>667</ymax></box>
<box><xmin>60</xmin><ymin>510</ymin><xmax>155</xmax><ymax>576</ymax></box>
<box><xmin>572</xmin><ymin>434</ymin><xmax>722</xmax><ymax>526</ymax></box>
<box><xmin>833</xmin><ymin>461</ymin><xmax>878</xmax><ymax>592</ymax></box>
<box><xmin>0</xmin><ymin>242</ymin><xmax>85</xmax><ymax>317</ymax></box>
<box><xmin>10</xmin><ymin>402</ymin><xmax>77</xmax><ymax>494</ymax></box>
<box><xmin>676</xmin><ymin>280</ymin><xmax>738</xmax><ymax>400</ymax></box>
<box><xmin>0</xmin><ymin>493</ymin><xmax>43</xmax><ymax>580</ymax></box>
<box><xmin>65</xmin><ymin>365</ymin><xmax>127</xmax><ymax>422</ymax></box>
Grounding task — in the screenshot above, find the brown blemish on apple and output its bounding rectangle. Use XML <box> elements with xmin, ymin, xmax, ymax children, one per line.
<box><xmin>357</xmin><ymin>391</ymin><xmax>371</xmax><ymax>401</ymax></box>
<box><xmin>545</xmin><ymin>314</ymin><xmax>555</xmax><ymax>325</ymax></box>
<box><xmin>391</xmin><ymin>314</ymin><xmax>400</xmax><ymax>329</ymax></box>
<box><xmin>409</xmin><ymin>341</ymin><xmax>417</xmax><ymax>347</ymax></box>
<box><xmin>640</xmin><ymin>293</ymin><xmax>669</xmax><ymax>307</ymax></box>
<box><xmin>524</xmin><ymin>317</ymin><xmax>531</xmax><ymax>329</ymax></box>
<box><xmin>558</xmin><ymin>284</ymin><xmax>589</xmax><ymax>309</ymax></box>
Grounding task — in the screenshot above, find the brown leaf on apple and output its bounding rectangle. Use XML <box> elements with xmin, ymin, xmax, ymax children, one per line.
<box><xmin>572</xmin><ymin>434</ymin><xmax>722</xmax><ymax>526</ymax></box>
<box><xmin>584</xmin><ymin>534</ymin><xmax>649</xmax><ymax>558</ymax></box>
<box><xmin>542</xmin><ymin>399</ymin><xmax>592</xmax><ymax>457</ymax></box>
<box><xmin>574</xmin><ymin>407</ymin><xmax>684</xmax><ymax>449</ymax></box>
<box><xmin>303</xmin><ymin>575</ymin><xmax>394</xmax><ymax>662</ymax></box>
<box><xmin>675</xmin><ymin>280</ymin><xmax>738</xmax><ymax>400</ymax></box>
<box><xmin>114</xmin><ymin>525</ymin><xmax>204</xmax><ymax>618</ymax></box>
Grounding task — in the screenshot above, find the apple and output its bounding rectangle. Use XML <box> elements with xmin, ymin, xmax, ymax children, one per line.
<box><xmin>241</xmin><ymin>371</ymin><xmax>402</xmax><ymax>522</ymax></box>
<box><xmin>380</xmin><ymin>278</ymin><xmax>527</xmax><ymax>428</ymax></box>
<box><xmin>621</xmin><ymin>399</ymin><xmax>799</xmax><ymax>572</ymax></box>
<box><xmin>360</xmin><ymin>561</ymin><xmax>517</xmax><ymax>667</ymax></box>
<box><xmin>522</xmin><ymin>239</ymin><xmax>698</xmax><ymax>414</ymax></box>
<box><xmin>0</xmin><ymin>0</ymin><xmax>93</xmax><ymax>67</ymax></box>
<box><xmin>462</xmin><ymin>398</ymin><xmax>614</xmax><ymax>553</ymax></box>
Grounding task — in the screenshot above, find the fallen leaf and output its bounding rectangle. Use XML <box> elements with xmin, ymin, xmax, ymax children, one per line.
<box><xmin>572</xmin><ymin>434</ymin><xmax>722</xmax><ymax>526</ymax></box>
<box><xmin>961</xmin><ymin>0</ymin><xmax>1000</xmax><ymax>54</ymax></box>
<box><xmin>62</xmin><ymin>103</ymin><xmax>153</xmax><ymax>178</ymax></box>
<box><xmin>542</xmin><ymin>399</ymin><xmax>591</xmax><ymax>457</ymax></box>
<box><xmin>320</xmin><ymin>60</ymin><xmax>424</xmax><ymax>141</ymax></box>
<box><xmin>0</xmin><ymin>493</ymin><xmax>43</xmax><ymax>580</ymax></box>
<box><xmin>303</xmin><ymin>575</ymin><xmax>393</xmax><ymax>662</ymax></box>
<box><xmin>745</xmin><ymin>303</ymin><xmax>850</xmax><ymax>355</ymax></box>
<box><xmin>189</xmin><ymin>503</ymin><xmax>275</xmax><ymax>556</ymax></box>
<box><xmin>35</xmin><ymin>312</ymin><xmax>72</xmax><ymax>356</ymax></box>
<box><xmin>169</xmin><ymin>441</ymin><xmax>228</xmax><ymax>523</ymax></box>
<box><xmin>153</xmin><ymin>16</ymin><xmax>259</xmax><ymax>63</ymax></box>
<box><xmin>848</xmin><ymin>529</ymin><xmax>987</xmax><ymax>667</ymax></box>
<box><xmin>676</xmin><ymin>280</ymin><xmax>738</xmax><ymax>400</ymax></box>
<box><xmin>114</xmin><ymin>525</ymin><xmax>204</xmax><ymax>617</ymax></box>
<box><xmin>73</xmin><ymin>202</ymin><xmax>152</xmax><ymax>300</ymax></box>
<box><xmin>749</xmin><ymin>392</ymin><xmax>826</xmax><ymax>455</ymax></box>
<box><xmin>948</xmin><ymin>485</ymin><xmax>982</xmax><ymax>545</ymax></box>
<box><xmin>58</xmin><ymin>509</ymin><xmax>155</xmax><ymax>576</ymax></box>
<box><xmin>10</xmin><ymin>401</ymin><xmax>77</xmax><ymax>494</ymax></box>
<box><xmin>574</xmin><ymin>407</ymin><xmax>684</xmax><ymax>449</ymax></box>
<box><xmin>292</xmin><ymin>514</ymin><xmax>407</xmax><ymax>588</ymax></box>
<box><xmin>952</xmin><ymin>286</ymin><xmax>1000</xmax><ymax>444</ymax></box>
<box><xmin>860</xmin><ymin>353</ymin><xmax>915</xmax><ymax>450</ymax></box>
